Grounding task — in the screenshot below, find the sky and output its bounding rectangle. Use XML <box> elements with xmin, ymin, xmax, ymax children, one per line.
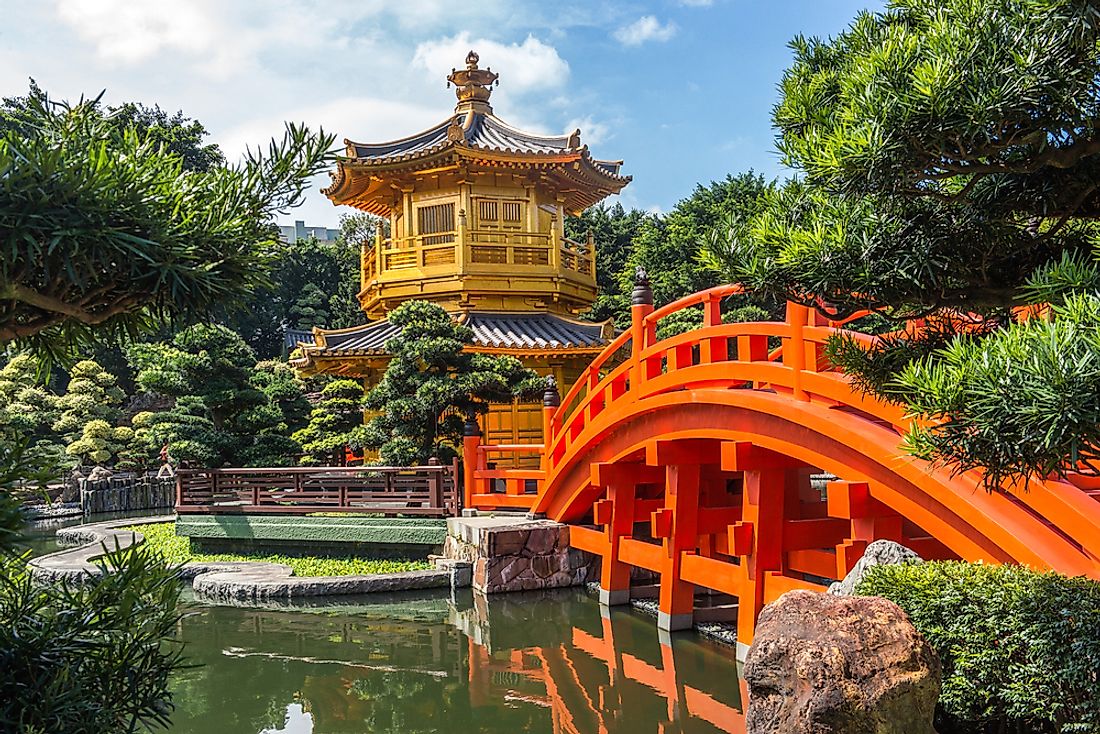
<box><xmin>1</xmin><ymin>0</ymin><xmax>882</xmax><ymax>228</ymax></box>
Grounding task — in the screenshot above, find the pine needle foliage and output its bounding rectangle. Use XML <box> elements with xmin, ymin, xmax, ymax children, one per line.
<box><xmin>707</xmin><ymin>0</ymin><xmax>1100</xmax><ymax>486</ymax></box>
<box><xmin>0</xmin><ymin>83</ymin><xmax>333</xmax><ymax>362</ymax></box>
<box><xmin>362</xmin><ymin>301</ymin><xmax>541</xmax><ymax>465</ymax></box>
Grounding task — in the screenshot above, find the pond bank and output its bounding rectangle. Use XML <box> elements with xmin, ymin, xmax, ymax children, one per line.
<box><xmin>29</xmin><ymin>516</ymin><xmax>470</xmax><ymax>601</ymax></box>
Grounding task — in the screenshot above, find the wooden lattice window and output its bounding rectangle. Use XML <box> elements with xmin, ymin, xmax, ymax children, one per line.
<box><xmin>417</xmin><ymin>202</ymin><xmax>455</xmax><ymax>245</ymax></box>
<box><xmin>502</xmin><ymin>201</ymin><xmax>522</xmax><ymax>224</ymax></box>
<box><xmin>476</xmin><ymin>198</ymin><xmax>524</xmax><ymax>230</ymax></box>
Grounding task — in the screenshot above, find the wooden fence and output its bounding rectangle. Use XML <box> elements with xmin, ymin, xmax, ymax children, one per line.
<box><xmin>176</xmin><ymin>461</ymin><xmax>461</xmax><ymax>517</ymax></box>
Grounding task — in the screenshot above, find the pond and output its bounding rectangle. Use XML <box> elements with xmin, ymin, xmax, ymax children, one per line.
<box><xmin>168</xmin><ymin>589</ymin><xmax>747</xmax><ymax>734</ymax></box>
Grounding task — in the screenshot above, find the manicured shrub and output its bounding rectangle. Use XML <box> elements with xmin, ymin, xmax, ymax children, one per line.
<box><xmin>857</xmin><ymin>561</ymin><xmax>1100</xmax><ymax>734</ymax></box>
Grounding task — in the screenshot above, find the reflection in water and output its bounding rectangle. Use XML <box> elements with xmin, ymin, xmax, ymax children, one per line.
<box><xmin>167</xmin><ymin>589</ymin><xmax>745</xmax><ymax>734</ymax></box>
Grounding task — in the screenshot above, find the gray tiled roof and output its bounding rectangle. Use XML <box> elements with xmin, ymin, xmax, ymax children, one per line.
<box><xmin>284</xmin><ymin>328</ymin><xmax>315</xmax><ymax>351</ymax></box>
<box><xmin>347</xmin><ymin>112</ymin><xmax>568</xmax><ymax>160</ymax></box>
<box><xmin>466</xmin><ymin>312</ymin><xmax>607</xmax><ymax>349</ymax></box>
<box><xmin>307</xmin><ymin>312</ymin><xmax>609</xmax><ymax>356</ymax></box>
<box><xmin>344</xmin><ymin>112</ymin><xmax>626</xmax><ymax>181</ymax></box>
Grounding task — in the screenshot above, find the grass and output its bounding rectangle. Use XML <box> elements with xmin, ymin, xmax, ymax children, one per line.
<box><xmin>122</xmin><ymin>522</ymin><xmax>432</xmax><ymax>577</ymax></box>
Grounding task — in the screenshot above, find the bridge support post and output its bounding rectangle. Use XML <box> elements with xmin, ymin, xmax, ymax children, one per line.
<box><xmin>657</xmin><ymin>462</ymin><xmax>701</xmax><ymax>631</ymax></box>
<box><xmin>592</xmin><ymin>462</ymin><xmax>662</xmax><ymax>606</ymax></box>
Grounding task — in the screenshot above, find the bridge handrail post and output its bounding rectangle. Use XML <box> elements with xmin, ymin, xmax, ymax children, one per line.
<box><xmin>462</xmin><ymin>412</ymin><xmax>483</xmax><ymax>508</ymax></box>
<box><xmin>542</xmin><ymin>377</ymin><xmax>561</xmax><ymax>473</ymax></box>
<box><xmin>785</xmin><ymin>301</ymin><xmax>810</xmax><ymax>401</ymax></box>
<box><xmin>631</xmin><ymin>267</ymin><xmax>655</xmax><ymax>387</ymax></box>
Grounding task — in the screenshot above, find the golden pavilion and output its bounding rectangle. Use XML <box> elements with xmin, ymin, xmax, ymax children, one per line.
<box><xmin>293</xmin><ymin>51</ymin><xmax>630</xmax><ymax>445</ymax></box>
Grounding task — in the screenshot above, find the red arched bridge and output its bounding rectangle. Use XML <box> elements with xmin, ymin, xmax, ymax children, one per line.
<box><xmin>463</xmin><ymin>282</ymin><xmax>1100</xmax><ymax>651</ymax></box>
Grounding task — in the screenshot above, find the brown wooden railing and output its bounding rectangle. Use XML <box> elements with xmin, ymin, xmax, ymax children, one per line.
<box><xmin>176</xmin><ymin>462</ymin><xmax>461</xmax><ymax>517</ymax></box>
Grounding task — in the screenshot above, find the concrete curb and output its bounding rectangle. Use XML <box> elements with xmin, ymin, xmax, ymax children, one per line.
<box><xmin>29</xmin><ymin>516</ymin><xmax>471</xmax><ymax>603</ymax></box>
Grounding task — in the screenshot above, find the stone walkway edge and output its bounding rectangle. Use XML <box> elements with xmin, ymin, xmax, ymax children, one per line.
<box><xmin>28</xmin><ymin>515</ymin><xmax>472</xmax><ymax>603</ymax></box>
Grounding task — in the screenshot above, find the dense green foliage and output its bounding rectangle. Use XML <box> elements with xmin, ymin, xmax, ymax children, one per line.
<box><xmin>0</xmin><ymin>82</ymin><xmax>325</xmax><ymax>734</ymax></box>
<box><xmin>52</xmin><ymin>360</ymin><xmax>126</xmax><ymax>442</ymax></box>
<box><xmin>0</xmin><ymin>355</ymin><xmax>64</xmax><ymax>475</ymax></box>
<box><xmin>0</xmin><ymin>544</ymin><xmax>185</xmax><ymax>733</ymax></box>
<box><xmin>128</xmin><ymin>325</ymin><xmax>306</xmax><ymax>467</ymax></box>
<box><xmin>857</xmin><ymin>562</ymin><xmax>1100</xmax><ymax>734</ymax></box>
<box><xmin>709</xmin><ymin>0</ymin><xmax>1100</xmax><ymax>486</ymax></box>
<box><xmin>129</xmin><ymin>522</ymin><xmax>430</xmax><ymax>576</ymax></box>
<box><xmin>0</xmin><ymin>83</ymin><xmax>332</xmax><ymax>361</ymax></box>
<box><xmin>568</xmin><ymin>173</ymin><xmax>779</xmax><ymax>330</ymax></box>
<box><xmin>362</xmin><ymin>301</ymin><xmax>541</xmax><ymax>465</ymax></box>
<box><xmin>222</xmin><ymin>213</ymin><xmax>372</xmax><ymax>358</ymax></box>
<box><xmin>293</xmin><ymin>379</ymin><xmax>368</xmax><ymax>465</ymax></box>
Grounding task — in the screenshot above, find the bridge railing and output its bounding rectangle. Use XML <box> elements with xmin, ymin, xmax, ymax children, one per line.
<box><xmin>462</xmin><ymin>280</ymin><xmax>903</xmax><ymax>511</ymax></box>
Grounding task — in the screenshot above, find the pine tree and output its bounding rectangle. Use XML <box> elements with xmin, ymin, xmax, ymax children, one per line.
<box><xmin>709</xmin><ymin>0</ymin><xmax>1100</xmax><ymax>487</ymax></box>
<box><xmin>128</xmin><ymin>325</ymin><xmax>301</xmax><ymax>467</ymax></box>
<box><xmin>292</xmin><ymin>380</ymin><xmax>366</xmax><ymax>465</ymax></box>
<box><xmin>361</xmin><ymin>301</ymin><xmax>541</xmax><ymax>465</ymax></box>
<box><xmin>52</xmin><ymin>360</ymin><xmax>126</xmax><ymax>441</ymax></box>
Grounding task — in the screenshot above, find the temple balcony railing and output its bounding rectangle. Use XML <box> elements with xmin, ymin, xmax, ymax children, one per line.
<box><xmin>358</xmin><ymin>228</ymin><xmax>596</xmax><ymax>293</ymax></box>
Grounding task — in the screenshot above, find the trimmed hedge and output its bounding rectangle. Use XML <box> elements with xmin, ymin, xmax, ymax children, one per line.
<box><xmin>857</xmin><ymin>562</ymin><xmax>1100</xmax><ymax>734</ymax></box>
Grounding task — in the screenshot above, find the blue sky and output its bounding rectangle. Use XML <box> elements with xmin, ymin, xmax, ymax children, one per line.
<box><xmin>2</xmin><ymin>0</ymin><xmax>882</xmax><ymax>226</ymax></box>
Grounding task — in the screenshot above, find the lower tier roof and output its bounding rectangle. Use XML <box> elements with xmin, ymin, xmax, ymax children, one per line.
<box><xmin>293</xmin><ymin>311</ymin><xmax>613</xmax><ymax>367</ymax></box>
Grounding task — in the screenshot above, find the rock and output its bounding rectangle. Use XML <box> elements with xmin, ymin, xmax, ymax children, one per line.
<box><xmin>828</xmin><ymin>540</ymin><xmax>922</xmax><ymax>596</ymax></box>
<box><xmin>745</xmin><ymin>590</ymin><xmax>940</xmax><ymax>734</ymax></box>
<box><xmin>86</xmin><ymin>465</ymin><xmax>114</xmax><ymax>483</ymax></box>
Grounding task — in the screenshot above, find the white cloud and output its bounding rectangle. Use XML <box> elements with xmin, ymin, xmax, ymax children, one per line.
<box><xmin>217</xmin><ymin>96</ymin><xmax>444</xmax><ymax>161</ymax></box>
<box><xmin>565</xmin><ymin>115</ymin><xmax>613</xmax><ymax>147</ymax></box>
<box><xmin>613</xmin><ymin>16</ymin><xmax>678</xmax><ymax>47</ymax></box>
<box><xmin>412</xmin><ymin>33</ymin><xmax>569</xmax><ymax>97</ymax></box>
<box><xmin>54</xmin><ymin>0</ymin><xmax>212</xmax><ymax>63</ymax></box>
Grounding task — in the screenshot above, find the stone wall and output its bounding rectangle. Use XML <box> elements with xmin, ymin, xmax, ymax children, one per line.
<box><xmin>81</xmin><ymin>475</ymin><xmax>174</xmax><ymax>515</ymax></box>
<box><xmin>443</xmin><ymin>515</ymin><xmax>597</xmax><ymax>594</ymax></box>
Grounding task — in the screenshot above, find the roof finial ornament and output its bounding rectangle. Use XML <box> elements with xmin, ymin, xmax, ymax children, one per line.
<box><xmin>447</xmin><ymin>50</ymin><xmax>499</xmax><ymax>113</ymax></box>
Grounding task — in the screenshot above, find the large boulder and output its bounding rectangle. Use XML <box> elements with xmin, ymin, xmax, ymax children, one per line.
<box><xmin>745</xmin><ymin>590</ymin><xmax>940</xmax><ymax>734</ymax></box>
<box><xmin>828</xmin><ymin>540</ymin><xmax>922</xmax><ymax>596</ymax></box>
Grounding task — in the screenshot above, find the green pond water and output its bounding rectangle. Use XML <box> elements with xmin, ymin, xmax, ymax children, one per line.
<box><xmin>23</xmin><ymin>521</ymin><xmax>747</xmax><ymax>733</ymax></box>
<box><xmin>167</xmin><ymin>589</ymin><xmax>746</xmax><ymax>734</ymax></box>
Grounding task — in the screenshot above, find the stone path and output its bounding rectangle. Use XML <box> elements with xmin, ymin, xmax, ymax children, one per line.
<box><xmin>29</xmin><ymin>515</ymin><xmax>469</xmax><ymax>602</ymax></box>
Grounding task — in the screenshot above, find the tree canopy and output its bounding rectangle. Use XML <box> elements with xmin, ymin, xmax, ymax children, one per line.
<box><xmin>362</xmin><ymin>301</ymin><xmax>541</xmax><ymax>465</ymax></box>
<box><xmin>709</xmin><ymin>0</ymin><xmax>1100</xmax><ymax>486</ymax></box>
<box><xmin>221</xmin><ymin>213</ymin><xmax>370</xmax><ymax>357</ymax></box>
<box><xmin>0</xmin><ymin>84</ymin><xmax>333</xmax><ymax>361</ymax></box>
<box><xmin>128</xmin><ymin>325</ymin><xmax>305</xmax><ymax>467</ymax></box>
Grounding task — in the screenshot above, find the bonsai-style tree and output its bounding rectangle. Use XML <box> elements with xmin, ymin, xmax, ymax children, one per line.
<box><xmin>709</xmin><ymin>0</ymin><xmax>1100</xmax><ymax>487</ymax></box>
<box><xmin>65</xmin><ymin>419</ymin><xmax>138</xmax><ymax>467</ymax></box>
<box><xmin>0</xmin><ymin>354</ymin><xmax>61</xmax><ymax>454</ymax></box>
<box><xmin>292</xmin><ymin>379</ymin><xmax>367</xmax><ymax>465</ymax></box>
<box><xmin>362</xmin><ymin>301</ymin><xmax>542</xmax><ymax>465</ymax></box>
<box><xmin>0</xmin><ymin>83</ymin><xmax>332</xmax><ymax>360</ymax></box>
<box><xmin>52</xmin><ymin>359</ymin><xmax>126</xmax><ymax>441</ymax></box>
<box><xmin>128</xmin><ymin>325</ymin><xmax>300</xmax><ymax>467</ymax></box>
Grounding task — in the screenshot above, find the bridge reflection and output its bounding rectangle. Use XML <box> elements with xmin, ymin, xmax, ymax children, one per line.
<box><xmin>465</xmin><ymin>606</ymin><xmax>746</xmax><ymax>734</ymax></box>
<box><xmin>169</xmin><ymin>590</ymin><xmax>745</xmax><ymax>734</ymax></box>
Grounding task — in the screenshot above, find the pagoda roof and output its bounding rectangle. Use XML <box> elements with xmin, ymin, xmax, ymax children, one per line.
<box><xmin>341</xmin><ymin>110</ymin><xmax>626</xmax><ymax>179</ymax></box>
<box><xmin>292</xmin><ymin>311</ymin><xmax>613</xmax><ymax>368</ymax></box>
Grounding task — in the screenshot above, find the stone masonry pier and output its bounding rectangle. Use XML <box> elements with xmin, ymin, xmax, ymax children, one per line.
<box><xmin>443</xmin><ymin>515</ymin><xmax>597</xmax><ymax>594</ymax></box>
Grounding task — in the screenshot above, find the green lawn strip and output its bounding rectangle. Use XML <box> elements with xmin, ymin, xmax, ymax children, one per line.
<box><xmin>122</xmin><ymin>522</ymin><xmax>431</xmax><ymax>577</ymax></box>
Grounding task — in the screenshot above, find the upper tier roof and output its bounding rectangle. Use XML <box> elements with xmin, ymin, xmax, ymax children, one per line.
<box><xmin>342</xmin><ymin>110</ymin><xmax>625</xmax><ymax>178</ymax></box>
<box><xmin>323</xmin><ymin>50</ymin><xmax>629</xmax><ymax>214</ymax></box>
